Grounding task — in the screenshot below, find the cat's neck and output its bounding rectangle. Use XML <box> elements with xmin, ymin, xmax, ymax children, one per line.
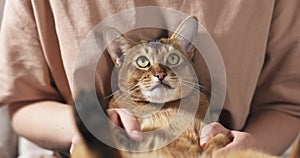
<box><xmin>109</xmin><ymin>90</ymin><xmax>206</xmax><ymax>120</ymax></box>
<box><xmin>109</xmin><ymin>90</ymin><xmax>180</xmax><ymax>116</ymax></box>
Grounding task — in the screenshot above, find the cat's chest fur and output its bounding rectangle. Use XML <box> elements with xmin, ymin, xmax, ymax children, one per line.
<box><xmin>109</xmin><ymin>91</ymin><xmax>208</xmax><ymax>158</ymax></box>
<box><xmin>109</xmin><ymin>91</ymin><xmax>207</xmax><ymax>131</ymax></box>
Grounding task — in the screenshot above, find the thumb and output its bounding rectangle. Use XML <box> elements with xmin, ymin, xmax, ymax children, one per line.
<box><xmin>70</xmin><ymin>134</ymin><xmax>82</xmax><ymax>154</ymax></box>
<box><xmin>200</xmin><ymin>122</ymin><xmax>231</xmax><ymax>147</ymax></box>
<box><xmin>117</xmin><ymin>109</ymin><xmax>142</xmax><ymax>141</ymax></box>
<box><xmin>108</xmin><ymin>108</ymin><xmax>143</xmax><ymax>141</ymax></box>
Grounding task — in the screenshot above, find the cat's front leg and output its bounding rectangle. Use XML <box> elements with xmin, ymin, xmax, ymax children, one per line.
<box><xmin>201</xmin><ymin>133</ymin><xmax>231</xmax><ymax>156</ymax></box>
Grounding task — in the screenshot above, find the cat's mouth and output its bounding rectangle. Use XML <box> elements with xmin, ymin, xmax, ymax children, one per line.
<box><xmin>150</xmin><ymin>82</ymin><xmax>173</xmax><ymax>90</ymax></box>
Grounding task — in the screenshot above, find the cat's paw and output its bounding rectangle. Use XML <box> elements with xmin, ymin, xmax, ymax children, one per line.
<box><xmin>202</xmin><ymin>133</ymin><xmax>230</xmax><ymax>156</ymax></box>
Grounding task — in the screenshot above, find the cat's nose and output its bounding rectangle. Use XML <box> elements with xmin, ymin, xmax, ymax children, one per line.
<box><xmin>155</xmin><ymin>71</ymin><xmax>167</xmax><ymax>81</ymax></box>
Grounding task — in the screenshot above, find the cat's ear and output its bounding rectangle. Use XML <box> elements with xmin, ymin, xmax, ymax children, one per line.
<box><xmin>170</xmin><ymin>16</ymin><xmax>198</xmax><ymax>59</ymax></box>
<box><xmin>104</xmin><ymin>27</ymin><xmax>137</xmax><ymax>67</ymax></box>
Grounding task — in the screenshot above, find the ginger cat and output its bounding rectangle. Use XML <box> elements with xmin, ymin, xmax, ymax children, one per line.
<box><xmin>72</xmin><ymin>17</ymin><xmax>294</xmax><ymax>158</ymax></box>
<box><xmin>105</xmin><ymin>16</ymin><xmax>223</xmax><ymax>158</ymax></box>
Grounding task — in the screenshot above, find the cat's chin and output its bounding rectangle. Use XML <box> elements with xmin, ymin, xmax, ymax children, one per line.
<box><xmin>141</xmin><ymin>85</ymin><xmax>180</xmax><ymax>103</ymax></box>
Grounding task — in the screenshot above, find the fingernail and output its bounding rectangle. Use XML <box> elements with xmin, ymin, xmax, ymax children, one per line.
<box><xmin>129</xmin><ymin>130</ymin><xmax>143</xmax><ymax>141</ymax></box>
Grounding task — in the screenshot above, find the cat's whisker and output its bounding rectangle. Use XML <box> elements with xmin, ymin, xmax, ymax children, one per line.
<box><xmin>180</xmin><ymin>82</ymin><xmax>215</xmax><ymax>99</ymax></box>
<box><xmin>104</xmin><ymin>90</ymin><xmax>119</xmax><ymax>99</ymax></box>
<box><xmin>177</xmin><ymin>76</ymin><xmax>199</xmax><ymax>82</ymax></box>
<box><xmin>178</xmin><ymin>78</ymin><xmax>200</xmax><ymax>84</ymax></box>
<box><xmin>180</xmin><ymin>79</ymin><xmax>212</xmax><ymax>96</ymax></box>
<box><xmin>180</xmin><ymin>79</ymin><xmax>200</xmax><ymax>86</ymax></box>
<box><xmin>180</xmin><ymin>82</ymin><xmax>201</xmax><ymax>93</ymax></box>
<box><xmin>114</xmin><ymin>87</ymin><xmax>141</xmax><ymax>104</ymax></box>
<box><xmin>180</xmin><ymin>80</ymin><xmax>205</xmax><ymax>90</ymax></box>
<box><xmin>116</xmin><ymin>89</ymin><xmax>141</xmax><ymax>104</ymax></box>
<box><xmin>113</xmin><ymin>89</ymin><xmax>133</xmax><ymax>103</ymax></box>
<box><xmin>105</xmin><ymin>84</ymin><xmax>139</xmax><ymax>99</ymax></box>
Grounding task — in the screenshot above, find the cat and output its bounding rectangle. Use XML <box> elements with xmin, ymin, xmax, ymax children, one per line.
<box><xmin>72</xmin><ymin>17</ymin><xmax>293</xmax><ymax>158</ymax></box>
<box><xmin>105</xmin><ymin>16</ymin><xmax>225</xmax><ymax>158</ymax></box>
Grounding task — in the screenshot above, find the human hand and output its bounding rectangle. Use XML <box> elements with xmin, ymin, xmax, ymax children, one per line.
<box><xmin>106</xmin><ymin>108</ymin><xmax>142</xmax><ymax>141</ymax></box>
<box><xmin>70</xmin><ymin>108</ymin><xmax>142</xmax><ymax>155</ymax></box>
<box><xmin>70</xmin><ymin>133</ymin><xmax>81</xmax><ymax>155</ymax></box>
<box><xmin>200</xmin><ymin>122</ymin><xmax>261</xmax><ymax>156</ymax></box>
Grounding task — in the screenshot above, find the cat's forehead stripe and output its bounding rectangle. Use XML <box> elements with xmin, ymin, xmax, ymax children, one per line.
<box><xmin>163</xmin><ymin>44</ymin><xmax>170</xmax><ymax>52</ymax></box>
<box><xmin>147</xmin><ymin>41</ymin><xmax>163</xmax><ymax>49</ymax></box>
<box><xmin>144</xmin><ymin>47</ymin><xmax>149</xmax><ymax>54</ymax></box>
<box><xmin>145</xmin><ymin>41</ymin><xmax>172</xmax><ymax>55</ymax></box>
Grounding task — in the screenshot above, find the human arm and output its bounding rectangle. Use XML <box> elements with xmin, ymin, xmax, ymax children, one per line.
<box><xmin>201</xmin><ymin>111</ymin><xmax>299</xmax><ymax>155</ymax></box>
<box><xmin>10</xmin><ymin>101</ymin><xmax>142</xmax><ymax>155</ymax></box>
<box><xmin>241</xmin><ymin>0</ymin><xmax>300</xmax><ymax>154</ymax></box>
<box><xmin>201</xmin><ymin>0</ymin><xmax>300</xmax><ymax>155</ymax></box>
<box><xmin>0</xmin><ymin>0</ymin><xmax>76</xmax><ymax>153</ymax></box>
<box><xmin>243</xmin><ymin>110</ymin><xmax>299</xmax><ymax>155</ymax></box>
<box><xmin>9</xmin><ymin>101</ymin><xmax>77</xmax><ymax>153</ymax></box>
<box><xmin>70</xmin><ymin>108</ymin><xmax>142</xmax><ymax>154</ymax></box>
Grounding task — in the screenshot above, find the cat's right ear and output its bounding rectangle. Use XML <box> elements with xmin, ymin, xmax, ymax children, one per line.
<box><xmin>104</xmin><ymin>27</ymin><xmax>137</xmax><ymax>67</ymax></box>
<box><xmin>170</xmin><ymin>16</ymin><xmax>198</xmax><ymax>59</ymax></box>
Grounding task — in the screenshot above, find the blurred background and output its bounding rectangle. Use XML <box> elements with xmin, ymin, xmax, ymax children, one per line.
<box><xmin>0</xmin><ymin>0</ymin><xmax>3</xmax><ymax>20</ymax></box>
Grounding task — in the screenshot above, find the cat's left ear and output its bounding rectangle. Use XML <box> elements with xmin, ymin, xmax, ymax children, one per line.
<box><xmin>104</xmin><ymin>27</ymin><xmax>137</xmax><ymax>67</ymax></box>
<box><xmin>170</xmin><ymin>16</ymin><xmax>198</xmax><ymax>59</ymax></box>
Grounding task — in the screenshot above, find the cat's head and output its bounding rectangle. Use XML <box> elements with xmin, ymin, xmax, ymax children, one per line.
<box><xmin>105</xmin><ymin>17</ymin><xmax>199</xmax><ymax>103</ymax></box>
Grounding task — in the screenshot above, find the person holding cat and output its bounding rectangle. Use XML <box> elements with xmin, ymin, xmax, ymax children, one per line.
<box><xmin>0</xmin><ymin>0</ymin><xmax>299</xmax><ymax>157</ymax></box>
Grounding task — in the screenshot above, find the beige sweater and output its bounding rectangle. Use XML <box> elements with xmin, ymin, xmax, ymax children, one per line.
<box><xmin>0</xmin><ymin>0</ymin><xmax>299</xmax><ymax>130</ymax></box>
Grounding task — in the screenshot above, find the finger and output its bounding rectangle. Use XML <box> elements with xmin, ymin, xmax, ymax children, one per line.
<box><xmin>214</xmin><ymin>131</ymin><xmax>257</xmax><ymax>156</ymax></box>
<box><xmin>200</xmin><ymin>122</ymin><xmax>231</xmax><ymax>146</ymax></box>
<box><xmin>108</xmin><ymin>108</ymin><xmax>142</xmax><ymax>141</ymax></box>
<box><xmin>107</xmin><ymin>109</ymin><xmax>122</xmax><ymax>127</ymax></box>
<box><xmin>213</xmin><ymin>132</ymin><xmax>242</xmax><ymax>156</ymax></box>
<box><xmin>70</xmin><ymin>134</ymin><xmax>82</xmax><ymax>154</ymax></box>
<box><xmin>116</xmin><ymin>109</ymin><xmax>142</xmax><ymax>141</ymax></box>
<box><xmin>70</xmin><ymin>145</ymin><xmax>74</xmax><ymax>155</ymax></box>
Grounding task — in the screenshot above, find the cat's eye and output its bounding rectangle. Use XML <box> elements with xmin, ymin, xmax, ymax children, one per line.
<box><xmin>167</xmin><ymin>54</ymin><xmax>180</xmax><ymax>65</ymax></box>
<box><xmin>136</xmin><ymin>56</ymin><xmax>150</xmax><ymax>68</ymax></box>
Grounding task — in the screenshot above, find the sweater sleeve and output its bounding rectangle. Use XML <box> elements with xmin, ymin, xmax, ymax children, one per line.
<box><xmin>0</xmin><ymin>0</ymin><xmax>64</xmax><ymax>106</ymax></box>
